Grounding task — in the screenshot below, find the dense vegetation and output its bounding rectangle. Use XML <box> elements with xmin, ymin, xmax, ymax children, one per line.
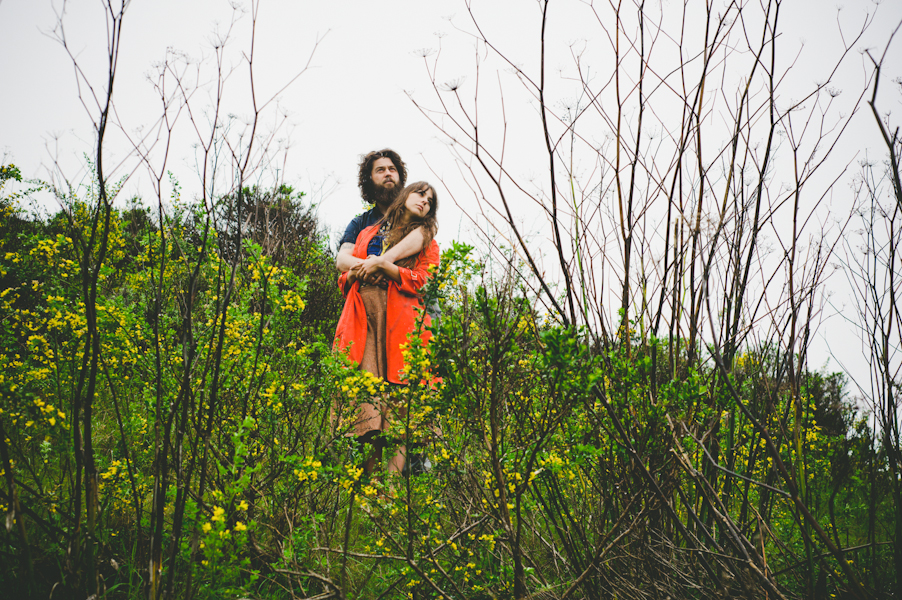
<box><xmin>0</xmin><ymin>163</ymin><xmax>898</xmax><ymax>599</ymax></box>
<box><xmin>3</xmin><ymin>0</ymin><xmax>902</xmax><ymax>597</ymax></box>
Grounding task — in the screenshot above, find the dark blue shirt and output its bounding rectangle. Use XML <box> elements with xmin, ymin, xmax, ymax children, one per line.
<box><xmin>339</xmin><ymin>206</ymin><xmax>383</xmax><ymax>248</ymax></box>
<box><xmin>366</xmin><ymin>232</ymin><xmax>386</xmax><ymax>257</ymax></box>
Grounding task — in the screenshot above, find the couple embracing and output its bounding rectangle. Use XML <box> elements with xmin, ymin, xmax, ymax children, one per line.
<box><xmin>333</xmin><ymin>149</ymin><xmax>439</xmax><ymax>477</ymax></box>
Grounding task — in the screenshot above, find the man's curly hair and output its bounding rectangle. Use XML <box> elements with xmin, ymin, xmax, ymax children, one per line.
<box><xmin>357</xmin><ymin>149</ymin><xmax>407</xmax><ymax>206</ymax></box>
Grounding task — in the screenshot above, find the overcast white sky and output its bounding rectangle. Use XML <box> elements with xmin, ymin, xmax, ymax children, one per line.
<box><xmin>2</xmin><ymin>0</ymin><xmax>901</xmax><ymax>389</ymax></box>
<box><xmin>2</xmin><ymin>1</ymin><xmax>896</xmax><ymax>230</ymax></box>
<box><xmin>1</xmin><ymin>0</ymin><xmax>481</xmax><ymax>236</ymax></box>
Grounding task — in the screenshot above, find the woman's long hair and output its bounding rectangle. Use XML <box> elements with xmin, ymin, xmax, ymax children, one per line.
<box><xmin>380</xmin><ymin>181</ymin><xmax>438</xmax><ymax>269</ymax></box>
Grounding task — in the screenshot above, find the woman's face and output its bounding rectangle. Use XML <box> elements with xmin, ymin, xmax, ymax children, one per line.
<box><xmin>404</xmin><ymin>187</ymin><xmax>434</xmax><ymax>219</ymax></box>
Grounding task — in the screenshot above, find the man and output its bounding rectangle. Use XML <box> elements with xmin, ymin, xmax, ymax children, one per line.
<box><xmin>335</xmin><ymin>149</ymin><xmax>433</xmax><ymax>477</ymax></box>
<box><xmin>335</xmin><ymin>149</ymin><xmax>425</xmax><ymax>280</ymax></box>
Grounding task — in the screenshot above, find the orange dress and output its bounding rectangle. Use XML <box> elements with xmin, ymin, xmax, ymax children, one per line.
<box><xmin>334</xmin><ymin>224</ymin><xmax>439</xmax><ymax>385</ymax></box>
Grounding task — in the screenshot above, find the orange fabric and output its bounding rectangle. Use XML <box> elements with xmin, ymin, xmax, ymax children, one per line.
<box><xmin>333</xmin><ymin>224</ymin><xmax>439</xmax><ymax>384</ymax></box>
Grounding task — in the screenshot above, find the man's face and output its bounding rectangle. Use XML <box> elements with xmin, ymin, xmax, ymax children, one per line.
<box><xmin>371</xmin><ymin>157</ymin><xmax>400</xmax><ymax>193</ymax></box>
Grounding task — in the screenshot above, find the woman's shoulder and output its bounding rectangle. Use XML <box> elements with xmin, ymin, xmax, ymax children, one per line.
<box><xmin>360</xmin><ymin>222</ymin><xmax>382</xmax><ymax>236</ymax></box>
<box><xmin>354</xmin><ymin>223</ymin><xmax>382</xmax><ymax>245</ymax></box>
<box><xmin>424</xmin><ymin>239</ymin><xmax>440</xmax><ymax>261</ymax></box>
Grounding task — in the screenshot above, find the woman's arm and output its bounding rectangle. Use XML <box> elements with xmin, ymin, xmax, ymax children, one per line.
<box><xmin>376</xmin><ymin>261</ymin><xmax>402</xmax><ymax>285</ymax></box>
<box><xmin>383</xmin><ymin>241</ymin><xmax>440</xmax><ymax>296</ymax></box>
<box><xmin>356</xmin><ymin>227</ymin><xmax>425</xmax><ymax>281</ymax></box>
<box><xmin>374</xmin><ymin>227</ymin><xmax>425</xmax><ymax>263</ymax></box>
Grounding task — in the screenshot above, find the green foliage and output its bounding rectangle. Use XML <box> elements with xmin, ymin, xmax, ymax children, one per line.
<box><xmin>0</xmin><ymin>182</ymin><xmax>896</xmax><ymax>599</ymax></box>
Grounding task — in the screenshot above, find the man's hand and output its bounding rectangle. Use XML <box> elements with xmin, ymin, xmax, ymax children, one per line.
<box><xmin>346</xmin><ymin>264</ymin><xmax>362</xmax><ymax>286</ymax></box>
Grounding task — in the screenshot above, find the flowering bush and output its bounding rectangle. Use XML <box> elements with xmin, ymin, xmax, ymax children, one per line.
<box><xmin>0</xmin><ymin>175</ymin><xmax>896</xmax><ymax>599</ymax></box>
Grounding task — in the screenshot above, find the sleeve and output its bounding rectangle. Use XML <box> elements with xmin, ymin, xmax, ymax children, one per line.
<box><xmin>395</xmin><ymin>241</ymin><xmax>440</xmax><ymax>297</ymax></box>
<box><xmin>338</xmin><ymin>271</ymin><xmax>351</xmax><ymax>296</ymax></box>
<box><xmin>338</xmin><ymin>222</ymin><xmax>376</xmax><ymax>295</ymax></box>
<box><xmin>339</xmin><ymin>215</ymin><xmax>363</xmax><ymax>248</ymax></box>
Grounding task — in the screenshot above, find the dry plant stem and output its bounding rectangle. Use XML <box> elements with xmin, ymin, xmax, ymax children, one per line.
<box><xmin>537</xmin><ymin>1</ymin><xmax>577</xmax><ymax>326</ymax></box>
<box><xmin>0</xmin><ymin>418</ymin><xmax>34</xmax><ymax>590</ymax></box>
<box><xmin>559</xmin><ymin>496</ymin><xmax>644</xmax><ymax>600</ymax></box>
<box><xmin>51</xmin><ymin>1</ymin><xmax>129</xmax><ymax>593</ymax></box>
<box><xmin>339</xmin><ymin>487</ymin><xmax>355</xmax><ymax>593</ymax></box>
<box><xmin>704</xmin><ymin>292</ymin><xmax>871</xmax><ymax>600</ymax></box>
<box><xmin>100</xmin><ymin>357</ymin><xmax>142</xmax><ymax>526</ymax></box>
<box><xmin>94</xmin><ymin>1</ymin><xmax>320</xmax><ymax>595</ymax></box>
<box><xmin>866</xmin><ymin>50</ymin><xmax>902</xmax><ymax>212</ymax></box>
<box><xmin>140</xmin><ymin>47</ymin><xmax>230</xmax><ymax>598</ymax></box>
<box><xmin>275</xmin><ymin>570</ymin><xmax>348</xmax><ymax>600</ymax></box>
<box><xmin>358</xmin><ymin>505</ymin><xmax>457</xmax><ymax>600</ymax></box>
<box><xmin>314</xmin><ymin>547</ymin><xmax>406</xmax><ymax>562</ymax></box>
<box><xmin>590</xmin><ymin>384</ymin><xmax>720</xmax><ymax>582</ymax></box>
<box><xmin>669</xmin><ymin>426</ymin><xmax>788</xmax><ymax>600</ymax></box>
<box><xmin>409</xmin><ymin>5</ymin><xmax>569</xmax><ymax>322</ymax></box>
<box><xmin>861</xmin><ymin>21</ymin><xmax>902</xmax><ymax>588</ymax></box>
<box><xmin>178</xmin><ymin>39</ymin><xmax>240</xmax><ymax>600</ymax></box>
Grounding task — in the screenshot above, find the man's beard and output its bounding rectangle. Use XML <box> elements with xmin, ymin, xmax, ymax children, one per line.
<box><xmin>373</xmin><ymin>183</ymin><xmax>400</xmax><ymax>210</ymax></box>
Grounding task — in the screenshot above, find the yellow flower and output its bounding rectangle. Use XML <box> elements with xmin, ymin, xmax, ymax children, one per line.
<box><xmin>202</xmin><ymin>522</ymin><xmax>212</xmax><ymax>533</ymax></box>
<box><xmin>234</xmin><ymin>521</ymin><xmax>247</xmax><ymax>532</ymax></box>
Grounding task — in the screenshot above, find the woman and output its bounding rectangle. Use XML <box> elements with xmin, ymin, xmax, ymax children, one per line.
<box><xmin>333</xmin><ymin>181</ymin><xmax>439</xmax><ymax>475</ymax></box>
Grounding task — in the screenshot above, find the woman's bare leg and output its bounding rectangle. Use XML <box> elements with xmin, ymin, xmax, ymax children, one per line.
<box><xmin>386</xmin><ymin>445</ymin><xmax>406</xmax><ymax>476</ymax></box>
<box><xmin>358</xmin><ymin>431</ymin><xmax>385</xmax><ymax>476</ymax></box>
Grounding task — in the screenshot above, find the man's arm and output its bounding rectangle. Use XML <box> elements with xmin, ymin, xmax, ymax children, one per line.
<box><xmin>371</xmin><ymin>238</ymin><xmax>438</xmax><ymax>289</ymax></box>
<box><xmin>335</xmin><ymin>242</ymin><xmax>363</xmax><ymax>272</ymax></box>
<box><xmin>336</xmin><ymin>213</ymin><xmax>368</xmax><ymax>272</ymax></box>
<box><xmin>356</xmin><ymin>227</ymin><xmax>425</xmax><ymax>279</ymax></box>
